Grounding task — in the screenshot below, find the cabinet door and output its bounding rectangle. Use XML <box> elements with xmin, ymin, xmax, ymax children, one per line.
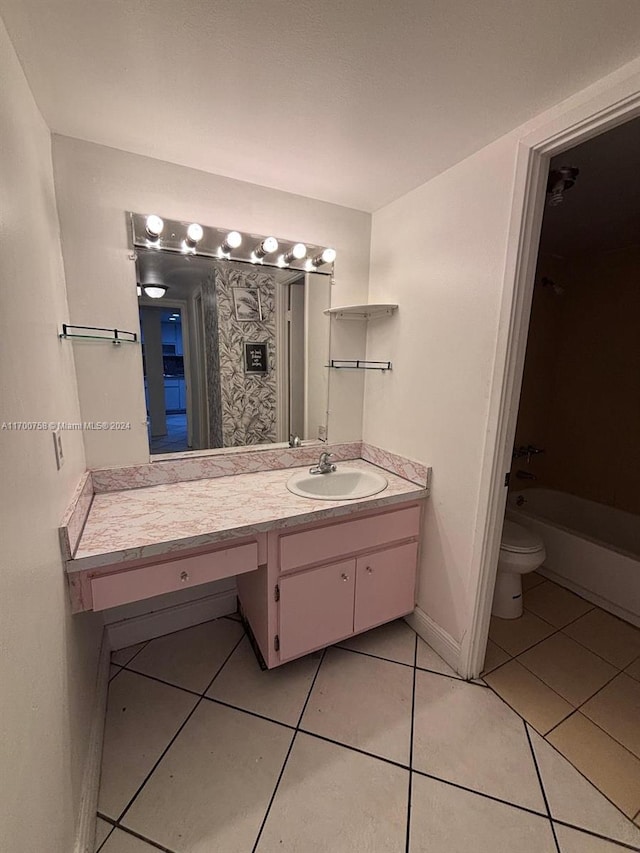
<box><xmin>279</xmin><ymin>559</ymin><xmax>355</xmax><ymax>662</ymax></box>
<box><xmin>354</xmin><ymin>542</ymin><xmax>418</xmax><ymax>634</ymax></box>
<box><xmin>164</xmin><ymin>380</ymin><xmax>180</xmax><ymax>412</ymax></box>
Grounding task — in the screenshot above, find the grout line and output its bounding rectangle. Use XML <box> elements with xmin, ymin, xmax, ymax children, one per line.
<box><xmin>95</xmin><ymin>819</ymin><xmax>115</xmax><ymax>853</ymax></box>
<box><xmin>333</xmin><ymin>640</ymin><xmax>473</xmax><ymax>685</ymax></box>
<box><xmin>334</xmin><ymin>643</ymin><xmax>414</xmax><ymax>669</ymax></box>
<box><xmin>410</xmin><ymin>767</ymin><xmax>548</xmax><ymax>820</ymax></box>
<box><xmin>101</xmin><ymin>819</ymin><xmax>179</xmax><ymax>853</ymax></box>
<box><xmin>524</xmin><ymin>720</ymin><xmax>561</xmax><ymax>853</ymax></box>
<box><xmin>115</xmin><ymin>633</ymin><xmax>245</xmax><ymax>827</ymax></box>
<box><xmin>296</xmin><ymin>728</ymin><xmax>410</xmax><ymax>773</ymax></box>
<box><xmin>202</xmin><ymin>695</ymin><xmax>296</xmax><ymax>731</ymax></box>
<box><xmin>482</xmin><ymin>680</ymin><xmax>640</xmax><ymax>830</ymax></box>
<box><xmin>250</xmin><ymin>648</ymin><xmax>327</xmax><ymax>852</ymax></box>
<box><xmin>118</xmin><ymin>666</ymin><xmax>202</xmax><ymax>699</ymax></box>
<box><xmin>405</xmin><ymin>633</ymin><xmax>418</xmax><ymax>853</ymax></box>
<box><xmin>551</xmin><ymin>819</ymin><xmax>640</xmax><ymax>853</ymax></box>
<box><xmin>547</xmin><ymin>704</ymin><xmax>640</xmax><ymax>766</ymax></box>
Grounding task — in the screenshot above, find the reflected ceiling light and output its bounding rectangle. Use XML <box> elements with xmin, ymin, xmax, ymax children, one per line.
<box><xmin>143</xmin><ymin>285</ymin><xmax>168</xmax><ymax>299</ymax></box>
<box><xmin>145</xmin><ymin>214</ymin><xmax>164</xmax><ymax>240</ymax></box>
<box><xmin>136</xmin><ymin>284</ymin><xmax>142</xmax><ymax>297</ymax></box>
<box><xmin>186</xmin><ymin>223</ymin><xmax>204</xmax><ymax>245</ymax></box>
<box><xmin>219</xmin><ymin>230</ymin><xmax>242</xmax><ymax>255</ymax></box>
<box><xmin>283</xmin><ymin>243</ymin><xmax>307</xmax><ymax>264</ymax></box>
<box><xmin>252</xmin><ymin>236</ymin><xmax>279</xmax><ymax>260</ymax></box>
<box><xmin>310</xmin><ymin>247</ymin><xmax>337</xmax><ymax>267</ymax></box>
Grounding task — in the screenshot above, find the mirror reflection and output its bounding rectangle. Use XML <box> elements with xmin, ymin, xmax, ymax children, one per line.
<box><xmin>136</xmin><ymin>250</ymin><xmax>331</xmax><ymax>455</ymax></box>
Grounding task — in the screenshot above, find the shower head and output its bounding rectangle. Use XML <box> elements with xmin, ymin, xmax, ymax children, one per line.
<box><xmin>546</xmin><ymin>166</ymin><xmax>580</xmax><ymax>207</ymax></box>
<box><xmin>541</xmin><ymin>276</ymin><xmax>565</xmax><ymax>296</ymax></box>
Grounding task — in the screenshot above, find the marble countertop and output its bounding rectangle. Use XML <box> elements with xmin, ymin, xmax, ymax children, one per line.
<box><xmin>69</xmin><ymin>460</ymin><xmax>427</xmax><ymax>572</ymax></box>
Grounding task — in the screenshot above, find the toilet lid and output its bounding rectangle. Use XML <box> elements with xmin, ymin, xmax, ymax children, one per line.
<box><xmin>501</xmin><ymin>520</ymin><xmax>544</xmax><ymax>554</ymax></box>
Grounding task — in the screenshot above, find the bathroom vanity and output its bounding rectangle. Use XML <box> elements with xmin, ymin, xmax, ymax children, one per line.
<box><xmin>61</xmin><ymin>448</ymin><xmax>429</xmax><ymax>668</ymax></box>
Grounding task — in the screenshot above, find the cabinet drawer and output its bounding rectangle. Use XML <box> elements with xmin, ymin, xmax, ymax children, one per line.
<box><xmin>354</xmin><ymin>542</ymin><xmax>418</xmax><ymax>634</ymax></box>
<box><xmin>279</xmin><ymin>504</ymin><xmax>421</xmax><ymax>572</ymax></box>
<box><xmin>278</xmin><ymin>559</ymin><xmax>355</xmax><ymax>662</ymax></box>
<box><xmin>91</xmin><ymin>541</ymin><xmax>258</xmax><ymax>611</ymax></box>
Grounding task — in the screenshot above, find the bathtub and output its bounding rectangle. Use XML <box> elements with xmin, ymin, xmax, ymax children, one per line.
<box><xmin>507</xmin><ymin>488</ymin><xmax>640</xmax><ymax>627</ymax></box>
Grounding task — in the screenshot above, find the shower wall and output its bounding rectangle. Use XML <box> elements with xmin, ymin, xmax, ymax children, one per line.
<box><xmin>514</xmin><ymin>244</ymin><xmax>640</xmax><ymax>515</ymax></box>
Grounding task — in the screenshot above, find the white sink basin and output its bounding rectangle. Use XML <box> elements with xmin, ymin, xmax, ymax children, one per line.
<box><xmin>286</xmin><ymin>466</ymin><xmax>388</xmax><ymax>500</ymax></box>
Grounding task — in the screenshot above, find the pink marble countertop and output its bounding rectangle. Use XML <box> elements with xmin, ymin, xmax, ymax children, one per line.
<box><xmin>69</xmin><ymin>460</ymin><xmax>427</xmax><ymax>572</ymax></box>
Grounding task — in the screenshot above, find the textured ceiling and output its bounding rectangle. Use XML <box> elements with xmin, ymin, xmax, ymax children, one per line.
<box><xmin>2</xmin><ymin>0</ymin><xmax>640</xmax><ymax>211</ymax></box>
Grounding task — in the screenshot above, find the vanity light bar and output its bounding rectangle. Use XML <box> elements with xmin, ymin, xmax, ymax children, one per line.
<box><xmin>128</xmin><ymin>213</ymin><xmax>336</xmax><ymax>275</ymax></box>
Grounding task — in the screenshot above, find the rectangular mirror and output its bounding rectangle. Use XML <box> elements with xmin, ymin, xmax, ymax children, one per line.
<box><xmin>136</xmin><ymin>250</ymin><xmax>331</xmax><ymax>455</ymax></box>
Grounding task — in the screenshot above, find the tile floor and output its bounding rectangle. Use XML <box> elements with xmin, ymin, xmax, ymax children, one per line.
<box><xmin>149</xmin><ymin>413</ymin><xmax>189</xmax><ymax>454</ymax></box>
<box><xmin>485</xmin><ymin>573</ymin><xmax>640</xmax><ymax>822</ymax></box>
<box><xmin>96</xmin><ymin>612</ymin><xmax>640</xmax><ymax>852</ymax></box>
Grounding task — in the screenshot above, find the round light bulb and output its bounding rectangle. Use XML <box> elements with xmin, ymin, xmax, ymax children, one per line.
<box><xmin>226</xmin><ymin>230</ymin><xmax>242</xmax><ymax>249</ymax></box>
<box><xmin>292</xmin><ymin>242</ymin><xmax>307</xmax><ymax>259</ymax></box>
<box><xmin>186</xmin><ymin>223</ymin><xmax>203</xmax><ymax>244</ymax></box>
<box><xmin>262</xmin><ymin>236</ymin><xmax>278</xmax><ymax>254</ymax></box>
<box><xmin>146</xmin><ymin>215</ymin><xmax>164</xmax><ymax>238</ymax></box>
<box><xmin>143</xmin><ymin>285</ymin><xmax>167</xmax><ymax>299</ymax></box>
<box><xmin>321</xmin><ymin>248</ymin><xmax>336</xmax><ymax>264</ymax></box>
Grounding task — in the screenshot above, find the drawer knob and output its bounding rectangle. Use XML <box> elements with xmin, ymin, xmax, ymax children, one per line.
<box><xmin>340</xmin><ymin>573</ymin><xmax>349</xmax><ymax>582</ymax></box>
<box><xmin>366</xmin><ymin>566</ymin><xmax>373</xmax><ymax>574</ymax></box>
<box><xmin>180</xmin><ymin>571</ymin><xmax>189</xmax><ymax>583</ymax></box>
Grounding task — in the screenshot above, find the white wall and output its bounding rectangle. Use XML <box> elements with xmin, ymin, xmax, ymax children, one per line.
<box><xmin>365</xmin><ymin>56</ymin><xmax>640</xmax><ymax>649</ymax></box>
<box><xmin>52</xmin><ymin>137</ymin><xmax>371</xmax><ymax>468</ymax></box>
<box><xmin>365</xmin><ymin>136</ymin><xmax>517</xmax><ymax>642</ymax></box>
<box><xmin>0</xmin><ymin>18</ymin><xmax>103</xmax><ymax>853</ymax></box>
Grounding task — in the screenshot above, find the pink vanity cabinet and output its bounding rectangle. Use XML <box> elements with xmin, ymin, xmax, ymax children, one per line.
<box><xmin>67</xmin><ymin>534</ymin><xmax>266</xmax><ymax>614</ymax></box>
<box><xmin>237</xmin><ymin>500</ymin><xmax>422</xmax><ymax>668</ymax></box>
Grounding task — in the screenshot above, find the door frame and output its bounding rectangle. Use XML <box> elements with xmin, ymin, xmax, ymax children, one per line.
<box><xmin>461</xmin><ymin>65</ymin><xmax>640</xmax><ymax>679</ymax></box>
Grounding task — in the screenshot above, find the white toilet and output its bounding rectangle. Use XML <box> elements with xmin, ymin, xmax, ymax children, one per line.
<box><xmin>492</xmin><ymin>520</ymin><xmax>546</xmax><ymax>619</ymax></box>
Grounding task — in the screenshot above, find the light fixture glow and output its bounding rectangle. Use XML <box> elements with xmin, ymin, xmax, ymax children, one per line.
<box><xmin>253</xmin><ymin>236</ymin><xmax>279</xmax><ymax>259</ymax></box>
<box><xmin>143</xmin><ymin>285</ymin><xmax>168</xmax><ymax>299</ymax></box>
<box><xmin>136</xmin><ymin>284</ymin><xmax>142</xmax><ymax>297</ymax></box>
<box><xmin>220</xmin><ymin>230</ymin><xmax>242</xmax><ymax>254</ymax></box>
<box><xmin>145</xmin><ymin>215</ymin><xmax>164</xmax><ymax>239</ymax></box>
<box><xmin>186</xmin><ymin>223</ymin><xmax>204</xmax><ymax>244</ymax></box>
<box><xmin>284</xmin><ymin>242</ymin><xmax>307</xmax><ymax>264</ymax></box>
<box><xmin>277</xmin><ymin>254</ymin><xmax>287</xmax><ymax>268</ymax></box>
<box><xmin>311</xmin><ymin>247</ymin><xmax>337</xmax><ymax>267</ymax></box>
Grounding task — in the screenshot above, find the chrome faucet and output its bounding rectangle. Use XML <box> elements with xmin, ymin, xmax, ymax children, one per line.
<box><xmin>309</xmin><ymin>451</ymin><xmax>336</xmax><ymax>475</ymax></box>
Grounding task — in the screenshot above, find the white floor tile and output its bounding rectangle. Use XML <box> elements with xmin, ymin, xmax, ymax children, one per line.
<box><xmin>94</xmin><ymin>817</ymin><xmax>112</xmax><ymax>851</ymax></box>
<box><xmin>338</xmin><ymin>619</ymin><xmax>416</xmax><ymax>665</ymax></box>
<box><xmin>528</xmin><ymin>726</ymin><xmax>640</xmax><ymax>848</ymax></box>
<box><xmin>206</xmin><ymin>636</ymin><xmax>321</xmax><ymax>725</ymax></box>
<box><xmin>98</xmin><ymin>670</ymin><xmax>197</xmax><ymax>819</ymax></box>
<box><xmin>409</xmin><ymin>772</ymin><xmax>556</xmax><ymax>852</ymax></box>
<box><xmin>301</xmin><ymin>647</ymin><xmax>413</xmax><ymax>764</ymax></box>
<box><xmin>581</xmin><ymin>673</ymin><xmax>640</xmax><ymax>758</ymax></box>
<box><xmin>100</xmin><ymin>828</ymin><xmax>161</xmax><ymax>852</ymax></box>
<box><xmin>123</xmin><ymin>701</ymin><xmax>293</xmax><ymax>853</ymax></box>
<box><xmin>111</xmin><ymin>643</ymin><xmax>147</xmax><ymax>667</ymax></box>
<box><xmin>128</xmin><ymin>618</ymin><xmax>244</xmax><ymax>693</ymax></box>
<box><xmin>412</xmin><ymin>670</ymin><xmax>545</xmax><ymax>812</ymax></box>
<box><xmin>256</xmin><ymin>732</ymin><xmax>408</xmax><ymax>852</ymax></box>
<box><xmin>554</xmin><ymin>824</ymin><xmax>637</xmax><ymax>853</ymax></box>
<box><xmin>416</xmin><ymin>638</ymin><xmax>459</xmax><ymax>677</ymax></box>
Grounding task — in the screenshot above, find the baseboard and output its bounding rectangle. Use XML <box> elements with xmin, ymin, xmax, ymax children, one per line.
<box><xmin>405</xmin><ymin>606</ymin><xmax>462</xmax><ymax>675</ymax></box>
<box><xmin>538</xmin><ymin>567</ymin><xmax>640</xmax><ymax>629</ymax></box>
<box><xmin>106</xmin><ymin>588</ymin><xmax>238</xmax><ymax>650</ymax></box>
<box><xmin>74</xmin><ymin>632</ymin><xmax>110</xmax><ymax>853</ymax></box>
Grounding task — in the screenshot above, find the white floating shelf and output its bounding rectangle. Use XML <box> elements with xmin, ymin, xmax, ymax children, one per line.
<box><xmin>324</xmin><ymin>303</ymin><xmax>398</xmax><ymax>320</ymax></box>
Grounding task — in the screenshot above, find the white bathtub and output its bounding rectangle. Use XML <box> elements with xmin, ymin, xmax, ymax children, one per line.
<box><xmin>507</xmin><ymin>488</ymin><xmax>640</xmax><ymax>627</ymax></box>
